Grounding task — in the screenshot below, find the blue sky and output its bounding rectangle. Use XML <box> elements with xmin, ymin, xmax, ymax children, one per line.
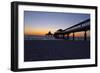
<box><xmin>24</xmin><ymin>11</ymin><xmax>90</xmax><ymax>35</ymax></box>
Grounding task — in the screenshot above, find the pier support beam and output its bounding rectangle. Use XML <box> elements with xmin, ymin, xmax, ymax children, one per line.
<box><xmin>67</xmin><ymin>34</ymin><xmax>69</xmax><ymax>40</ymax></box>
<box><xmin>73</xmin><ymin>32</ymin><xmax>75</xmax><ymax>40</ymax></box>
<box><xmin>84</xmin><ymin>31</ymin><xmax>87</xmax><ymax>40</ymax></box>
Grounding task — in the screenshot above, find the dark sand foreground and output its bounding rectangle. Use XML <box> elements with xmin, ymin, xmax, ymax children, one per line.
<box><xmin>24</xmin><ymin>40</ymin><xmax>90</xmax><ymax>62</ymax></box>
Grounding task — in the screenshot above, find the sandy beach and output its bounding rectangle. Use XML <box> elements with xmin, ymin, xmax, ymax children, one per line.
<box><xmin>24</xmin><ymin>40</ymin><xmax>90</xmax><ymax>62</ymax></box>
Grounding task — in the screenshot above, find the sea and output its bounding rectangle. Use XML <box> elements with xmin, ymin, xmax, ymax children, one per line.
<box><xmin>24</xmin><ymin>35</ymin><xmax>90</xmax><ymax>40</ymax></box>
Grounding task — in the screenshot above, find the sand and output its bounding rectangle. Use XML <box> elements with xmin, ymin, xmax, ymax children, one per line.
<box><xmin>24</xmin><ymin>40</ymin><xmax>90</xmax><ymax>62</ymax></box>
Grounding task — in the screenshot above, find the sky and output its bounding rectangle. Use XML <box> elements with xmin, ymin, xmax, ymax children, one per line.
<box><xmin>24</xmin><ymin>11</ymin><xmax>90</xmax><ymax>36</ymax></box>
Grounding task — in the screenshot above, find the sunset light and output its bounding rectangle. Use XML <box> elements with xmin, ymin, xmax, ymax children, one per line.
<box><xmin>24</xmin><ymin>11</ymin><xmax>90</xmax><ymax>39</ymax></box>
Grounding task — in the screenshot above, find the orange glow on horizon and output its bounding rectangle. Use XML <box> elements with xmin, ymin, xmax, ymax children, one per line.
<box><xmin>24</xmin><ymin>26</ymin><xmax>51</xmax><ymax>36</ymax></box>
<box><xmin>24</xmin><ymin>26</ymin><xmax>90</xmax><ymax>37</ymax></box>
<box><xmin>65</xmin><ymin>31</ymin><xmax>90</xmax><ymax>37</ymax></box>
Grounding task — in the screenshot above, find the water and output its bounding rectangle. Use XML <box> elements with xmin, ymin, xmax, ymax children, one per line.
<box><xmin>24</xmin><ymin>36</ymin><xmax>90</xmax><ymax>40</ymax></box>
<box><xmin>24</xmin><ymin>36</ymin><xmax>56</xmax><ymax>40</ymax></box>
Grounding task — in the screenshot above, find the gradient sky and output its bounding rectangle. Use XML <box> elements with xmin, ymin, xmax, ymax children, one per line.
<box><xmin>24</xmin><ymin>11</ymin><xmax>90</xmax><ymax>36</ymax></box>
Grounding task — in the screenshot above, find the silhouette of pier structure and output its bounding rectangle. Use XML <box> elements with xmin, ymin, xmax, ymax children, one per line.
<box><xmin>46</xmin><ymin>31</ymin><xmax>53</xmax><ymax>37</ymax></box>
<box><xmin>53</xmin><ymin>19</ymin><xmax>90</xmax><ymax>40</ymax></box>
